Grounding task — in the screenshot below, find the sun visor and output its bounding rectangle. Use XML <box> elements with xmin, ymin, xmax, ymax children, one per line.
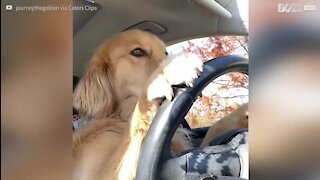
<box><xmin>191</xmin><ymin>0</ymin><xmax>232</xmax><ymax>18</ymax></box>
<box><xmin>217</xmin><ymin>0</ymin><xmax>248</xmax><ymax>35</ymax></box>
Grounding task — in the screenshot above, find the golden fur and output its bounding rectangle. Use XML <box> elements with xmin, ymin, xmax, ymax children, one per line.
<box><xmin>73</xmin><ymin>30</ymin><xmax>202</xmax><ymax>180</ymax></box>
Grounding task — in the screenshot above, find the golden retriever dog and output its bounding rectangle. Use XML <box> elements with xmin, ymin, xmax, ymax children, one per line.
<box><xmin>200</xmin><ymin>103</ymin><xmax>248</xmax><ymax>148</ymax></box>
<box><xmin>73</xmin><ymin>30</ymin><xmax>203</xmax><ymax>180</ymax></box>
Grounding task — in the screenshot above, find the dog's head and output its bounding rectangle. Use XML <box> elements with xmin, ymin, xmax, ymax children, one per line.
<box><xmin>73</xmin><ymin>30</ymin><xmax>167</xmax><ymax>119</ymax></box>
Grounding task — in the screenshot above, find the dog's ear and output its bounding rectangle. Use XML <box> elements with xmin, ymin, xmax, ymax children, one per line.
<box><xmin>73</xmin><ymin>54</ymin><xmax>116</xmax><ymax>119</ymax></box>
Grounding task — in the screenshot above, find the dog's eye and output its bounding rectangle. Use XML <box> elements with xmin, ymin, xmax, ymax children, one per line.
<box><xmin>130</xmin><ymin>48</ymin><xmax>146</xmax><ymax>57</ymax></box>
<box><xmin>165</xmin><ymin>51</ymin><xmax>168</xmax><ymax>56</ymax></box>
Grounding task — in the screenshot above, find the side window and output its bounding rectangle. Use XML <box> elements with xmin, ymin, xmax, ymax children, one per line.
<box><xmin>167</xmin><ymin>36</ymin><xmax>248</xmax><ymax>128</ymax></box>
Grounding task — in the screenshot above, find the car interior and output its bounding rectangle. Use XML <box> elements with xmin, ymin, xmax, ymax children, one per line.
<box><xmin>73</xmin><ymin>0</ymin><xmax>248</xmax><ymax>75</ymax></box>
<box><xmin>73</xmin><ymin>0</ymin><xmax>248</xmax><ymax>179</ymax></box>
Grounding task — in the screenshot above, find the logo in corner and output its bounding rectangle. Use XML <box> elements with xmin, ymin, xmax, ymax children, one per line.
<box><xmin>278</xmin><ymin>3</ymin><xmax>303</xmax><ymax>13</ymax></box>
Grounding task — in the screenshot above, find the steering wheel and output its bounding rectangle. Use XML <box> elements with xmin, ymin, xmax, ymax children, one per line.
<box><xmin>136</xmin><ymin>55</ymin><xmax>249</xmax><ymax>180</ymax></box>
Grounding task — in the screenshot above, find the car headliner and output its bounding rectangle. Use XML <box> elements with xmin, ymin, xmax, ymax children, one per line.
<box><xmin>73</xmin><ymin>0</ymin><xmax>248</xmax><ymax>76</ymax></box>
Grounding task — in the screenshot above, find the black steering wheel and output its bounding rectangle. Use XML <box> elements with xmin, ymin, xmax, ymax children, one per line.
<box><xmin>136</xmin><ymin>55</ymin><xmax>249</xmax><ymax>180</ymax></box>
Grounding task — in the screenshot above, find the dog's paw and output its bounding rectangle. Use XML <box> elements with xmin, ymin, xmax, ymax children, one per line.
<box><xmin>147</xmin><ymin>74</ymin><xmax>174</xmax><ymax>101</ymax></box>
<box><xmin>146</xmin><ymin>53</ymin><xmax>203</xmax><ymax>102</ymax></box>
<box><xmin>163</xmin><ymin>53</ymin><xmax>203</xmax><ymax>87</ymax></box>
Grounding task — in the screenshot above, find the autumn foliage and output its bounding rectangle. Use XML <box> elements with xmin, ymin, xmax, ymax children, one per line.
<box><xmin>181</xmin><ymin>36</ymin><xmax>249</xmax><ymax>128</ymax></box>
